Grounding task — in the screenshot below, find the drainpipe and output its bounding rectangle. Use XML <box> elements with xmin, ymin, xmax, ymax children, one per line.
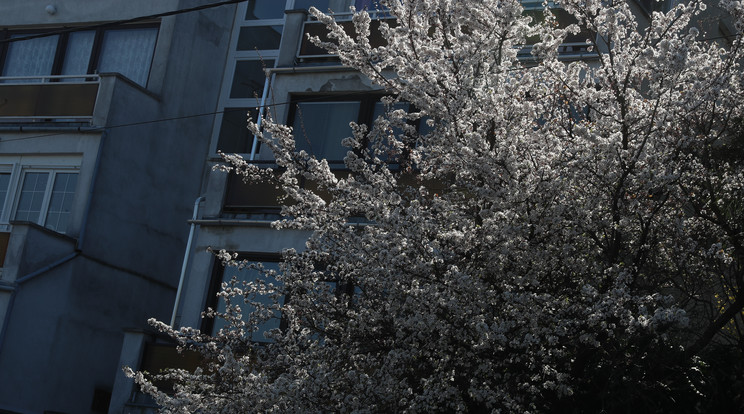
<box><xmin>170</xmin><ymin>196</ymin><xmax>204</xmax><ymax>328</ymax></box>
<box><xmin>0</xmin><ymin>252</ymin><xmax>79</xmax><ymax>357</ymax></box>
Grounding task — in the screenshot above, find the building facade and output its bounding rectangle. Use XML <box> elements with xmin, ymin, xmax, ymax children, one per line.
<box><xmin>0</xmin><ymin>1</ymin><xmax>234</xmax><ymax>413</ymax></box>
<box><xmin>112</xmin><ymin>0</ymin><xmax>725</xmax><ymax>411</ymax></box>
<box><xmin>0</xmin><ymin>0</ymin><xmax>732</xmax><ymax>412</ymax></box>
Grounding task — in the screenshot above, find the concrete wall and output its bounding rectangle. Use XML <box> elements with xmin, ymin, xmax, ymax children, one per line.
<box><xmin>0</xmin><ymin>254</ymin><xmax>175</xmax><ymax>414</ymax></box>
<box><xmin>81</xmin><ymin>3</ymin><xmax>233</xmax><ymax>286</ymax></box>
<box><xmin>0</xmin><ymin>1</ymin><xmax>236</xmax><ymax>412</ymax></box>
<box><xmin>0</xmin><ymin>0</ymin><xmax>180</xmax><ymax>27</ymax></box>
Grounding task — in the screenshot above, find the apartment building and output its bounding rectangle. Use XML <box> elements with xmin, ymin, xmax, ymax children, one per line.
<box><xmin>0</xmin><ymin>1</ymin><xmax>233</xmax><ymax>412</ymax></box>
<box><xmin>0</xmin><ymin>0</ymin><xmax>724</xmax><ymax>412</ymax></box>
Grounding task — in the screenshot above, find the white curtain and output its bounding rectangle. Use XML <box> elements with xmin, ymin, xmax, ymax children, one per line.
<box><xmin>2</xmin><ymin>35</ymin><xmax>58</xmax><ymax>81</ymax></box>
<box><xmin>97</xmin><ymin>27</ymin><xmax>158</xmax><ymax>86</ymax></box>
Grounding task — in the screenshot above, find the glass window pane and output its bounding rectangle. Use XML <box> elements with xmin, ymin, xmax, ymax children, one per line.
<box><xmin>212</xmin><ymin>261</ymin><xmax>283</xmax><ymax>342</ymax></box>
<box><xmin>293</xmin><ymin>101</ymin><xmax>361</xmax><ymax>161</ymax></box>
<box><xmin>230</xmin><ymin>59</ymin><xmax>273</xmax><ymax>99</ymax></box>
<box><xmin>236</xmin><ymin>26</ymin><xmax>283</xmax><ymax>51</ymax></box>
<box><xmin>355</xmin><ymin>0</ymin><xmax>383</xmax><ymax>10</ymax></box>
<box><xmin>45</xmin><ymin>173</ymin><xmax>78</xmax><ymax>234</ymax></box>
<box><xmin>294</xmin><ymin>0</ymin><xmax>330</xmax><ymax>12</ymax></box>
<box><xmin>217</xmin><ymin>107</ymin><xmax>258</xmax><ymax>154</ymax></box>
<box><xmin>15</xmin><ymin>172</ymin><xmax>49</xmax><ymax>223</ymax></box>
<box><xmin>371</xmin><ymin>101</ymin><xmax>409</xmax><ymax>160</ymax></box>
<box><xmin>245</xmin><ymin>0</ymin><xmax>286</xmax><ymax>20</ymax></box>
<box><xmin>97</xmin><ymin>27</ymin><xmax>158</xmax><ymax>86</ymax></box>
<box><xmin>0</xmin><ymin>173</ymin><xmax>10</xmax><ymax>218</ymax></box>
<box><xmin>2</xmin><ymin>34</ymin><xmax>59</xmax><ymax>80</ymax></box>
<box><xmin>60</xmin><ymin>31</ymin><xmax>95</xmax><ymax>77</ymax></box>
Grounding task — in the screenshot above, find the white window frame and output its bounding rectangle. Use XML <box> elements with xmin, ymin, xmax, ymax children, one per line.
<box><xmin>7</xmin><ymin>165</ymin><xmax>79</xmax><ymax>233</ymax></box>
<box><xmin>209</xmin><ymin>1</ymin><xmax>289</xmax><ymax>156</ymax></box>
<box><xmin>0</xmin><ymin>164</ymin><xmax>19</xmax><ymax>232</ymax></box>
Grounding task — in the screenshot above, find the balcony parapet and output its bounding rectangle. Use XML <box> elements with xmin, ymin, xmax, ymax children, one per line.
<box><xmin>0</xmin><ymin>75</ymin><xmax>100</xmax><ymax>123</ymax></box>
<box><xmin>0</xmin><ymin>73</ymin><xmax>160</xmax><ymax>127</ymax></box>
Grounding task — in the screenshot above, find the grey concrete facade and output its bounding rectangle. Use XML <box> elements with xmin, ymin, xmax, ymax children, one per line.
<box><xmin>0</xmin><ymin>1</ymin><xmax>235</xmax><ymax>412</ymax></box>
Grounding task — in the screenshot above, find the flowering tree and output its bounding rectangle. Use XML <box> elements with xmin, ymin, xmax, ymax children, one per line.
<box><xmin>131</xmin><ymin>0</ymin><xmax>744</xmax><ymax>411</ymax></box>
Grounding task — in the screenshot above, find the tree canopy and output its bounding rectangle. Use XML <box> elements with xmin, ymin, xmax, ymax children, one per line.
<box><xmin>131</xmin><ymin>0</ymin><xmax>744</xmax><ymax>412</ymax></box>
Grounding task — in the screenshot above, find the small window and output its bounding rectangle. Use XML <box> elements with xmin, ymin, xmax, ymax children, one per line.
<box><xmin>292</xmin><ymin>100</ymin><xmax>362</xmax><ymax>161</ymax></box>
<box><xmin>294</xmin><ymin>0</ymin><xmax>330</xmax><ymax>12</ymax></box>
<box><xmin>0</xmin><ymin>173</ymin><xmax>12</xmax><ymax>218</ymax></box>
<box><xmin>245</xmin><ymin>1</ymin><xmax>286</xmax><ymax>20</ymax></box>
<box><xmin>236</xmin><ymin>26</ymin><xmax>283</xmax><ymax>51</ymax></box>
<box><xmin>636</xmin><ymin>0</ymin><xmax>667</xmax><ymax>15</ymax></box>
<box><xmin>216</xmin><ymin>107</ymin><xmax>258</xmax><ymax>154</ymax></box>
<box><xmin>288</xmin><ymin>95</ymin><xmax>418</xmax><ymax>164</ymax></box>
<box><xmin>354</xmin><ymin>0</ymin><xmax>384</xmax><ymax>10</ymax></box>
<box><xmin>13</xmin><ymin>170</ymin><xmax>78</xmax><ymax>234</ymax></box>
<box><xmin>206</xmin><ymin>255</ymin><xmax>285</xmax><ymax>342</ymax></box>
<box><xmin>229</xmin><ymin>59</ymin><xmax>273</xmax><ymax>99</ymax></box>
<box><xmin>45</xmin><ymin>172</ymin><xmax>78</xmax><ymax>234</ymax></box>
<box><xmin>14</xmin><ymin>172</ymin><xmax>49</xmax><ymax>223</ymax></box>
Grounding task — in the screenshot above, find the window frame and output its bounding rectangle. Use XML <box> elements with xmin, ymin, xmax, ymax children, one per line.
<box><xmin>202</xmin><ymin>252</ymin><xmax>286</xmax><ymax>341</ymax></box>
<box><xmin>0</xmin><ymin>23</ymin><xmax>160</xmax><ymax>86</ymax></box>
<box><xmin>287</xmin><ymin>93</ymin><xmax>419</xmax><ymax>164</ymax></box>
<box><xmin>8</xmin><ymin>166</ymin><xmax>80</xmax><ymax>234</ymax></box>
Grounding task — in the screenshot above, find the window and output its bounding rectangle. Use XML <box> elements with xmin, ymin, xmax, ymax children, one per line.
<box><xmin>0</xmin><ymin>172</ymin><xmax>11</xmax><ymax>218</ymax></box>
<box><xmin>204</xmin><ymin>254</ymin><xmax>285</xmax><ymax>342</ymax></box>
<box><xmin>10</xmin><ymin>169</ymin><xmax>78</xmax><ymax>234</ymax></box>
<box><xmin>635</xmin><ymin>0</ymin><xmax>668</xmax><ymax>15</ymax></box>
<box><xmin>96</xmin><ymin>27</ymin><xmax>159</xmax><ymax>86</ymax></box>
<box><xmin>288</xmin><ymin>94</ymin><xmax>412</xmax><ymax>164</ymax></box>
<box><xmin>213</xmin><ymin>1</ymin><xmax>366</xmax><ymax>155</ymax></box>
<box><xmin>293</xmin><ymin>100</ymin><xmax>362</xmax><ymax>161</ymax></box>
<box><xmin>1</xmin><ymin>34</ymin><xmax>59</xmax><ymax>79</ymax></box>
<box><xmin>0</xmin><ymin>24</ymin><xmax>159</xmax><ymax>86</ymax></box>
<box><xmin>44</xmin><ymin>172</ymin><xmax>78</xmax><ymax>233</ymax></box>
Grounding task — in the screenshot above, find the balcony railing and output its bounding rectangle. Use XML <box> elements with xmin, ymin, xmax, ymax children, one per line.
<box><xmin>0</xmin><ymin>75</ymin><xmax>100</xmax><ymax>122</ymax></box>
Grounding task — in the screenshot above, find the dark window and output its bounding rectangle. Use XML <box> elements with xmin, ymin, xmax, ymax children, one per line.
<box><xmin>204</xmin><ymin>253</ymin><xmax>285</xmax><ymax>342</ymax></box>
<box><xmin>216</xmin><ymin>107</ymin><xmax>258</xmax><ymax>154</ymax></box>
<box><xmin>223</xmin><ymin>169</ymin><xmax>284</xmax><ymax>213</ymax></box>
<box><xmin>354</xmin><ymin>0</ymin><xmax>385</xmax><ymax>10</ymax></box>
<box><xmin>0</xmin><ymin>24</ymin><xmax>159</xmax><ymax>86</ymax></box>
<box><xmin>298</xmin><ymin>18</ymin><xmax>393</xmax><ymax>58</ymax></box>
<box><xmin>292</xmin><ymin>100</ymin><xmax>362</xmax><ymax>161</ymax></box>
<box><xmin>294</xmin><ymin>0</ymin><xmax>330</xmax><ymax>12</ymax></box>
<box><xmin>245</xmin><ymin>0</ymin><xmax>286</xmax><ymax>20</ymax></box>
<box><xmin>636</xmin><ymin>0</ymin><xmax>667</xmax><ymax>15</ymax></box>
<box><xmin>288</xmin><ymin>94</ymin><xmax>413</xmax><ymax>164</ymax></box>
<box><xmin>237</xmin><ymin>26</ymin><xmax>283</xmax><ymax>51</ymax></box>
<box><xmin>230</xmin><ymin>59</ymin><xmax>273</xmax><ymax>99</ymax></box>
